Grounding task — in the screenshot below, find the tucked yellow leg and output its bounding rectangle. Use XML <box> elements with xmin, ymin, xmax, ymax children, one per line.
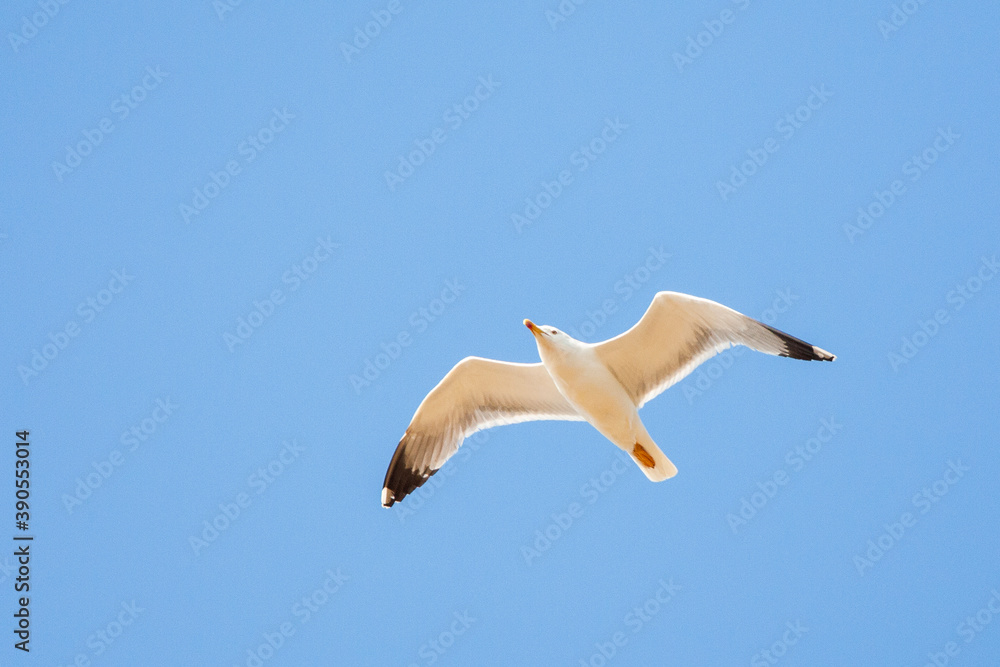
<box><xmin>633</xmin><ymin>442</ymin><xmax>655</xmax><ymax>468</ymax></box>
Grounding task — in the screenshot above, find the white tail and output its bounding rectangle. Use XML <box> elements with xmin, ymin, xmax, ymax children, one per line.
<box><xmin>629</xmin><ymin>434</ymin><xmax>678</xmax><ymax>482</ymax></box>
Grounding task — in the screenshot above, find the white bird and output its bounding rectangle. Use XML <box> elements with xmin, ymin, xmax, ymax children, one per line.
<box><xmin>381</xmin><ymin>291</ymin><xmax>835</xmax><ymax>507</ymax></box>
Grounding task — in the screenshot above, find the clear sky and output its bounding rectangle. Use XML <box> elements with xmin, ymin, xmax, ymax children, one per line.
<box><xmin>2</xmin><ymin>1</ymin><xmax>999</xmax><ymax>665</ymax></box>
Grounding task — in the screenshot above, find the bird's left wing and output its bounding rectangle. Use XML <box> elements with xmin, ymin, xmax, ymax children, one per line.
<box><xmin>593</xmin><ymin>291</ymin><xmax>835</xmax><ymax>409</ymax></box>
<box><xmin>381</xmin><ymin>356</ymin><xmax>583</xmax><ymax>507</ymax></box>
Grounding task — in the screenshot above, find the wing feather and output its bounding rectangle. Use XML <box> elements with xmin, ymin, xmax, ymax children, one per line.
<box><xmin>381</xmin><ymin>357</ymin><xmax>583</xmax><ymax>507</ymax></box>
<box><xmin>594</xmin><ymin>292</ymin><xmax>835</xmax><ymax>408</ymax></box>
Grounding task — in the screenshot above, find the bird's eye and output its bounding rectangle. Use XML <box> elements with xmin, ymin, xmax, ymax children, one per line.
<box><xmin>550</xmin><ymin>329</ymin><xmax>558</xmax><ymax>335</ymax></box>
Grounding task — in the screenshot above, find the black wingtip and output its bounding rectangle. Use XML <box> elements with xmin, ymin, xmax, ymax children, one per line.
<box><xmin>381</xmin><ymin>435</ymin><xmax>437</xmax><ymax>508</ymax></box>
<box><xmin>761</xmin><ymin>323</ymin><xmax>836</xmax><ymax>362</ymax></box>
<box><xmin>381</xmin><ymin>466</ymin><xmax>436</xmax><ymax>508</ymax></box>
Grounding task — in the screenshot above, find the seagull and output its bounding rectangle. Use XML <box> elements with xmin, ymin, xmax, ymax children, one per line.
<box><xmin>381</xmin><ymin>291</ymin><xmax>835</xmax><ymax>507</ymax></box>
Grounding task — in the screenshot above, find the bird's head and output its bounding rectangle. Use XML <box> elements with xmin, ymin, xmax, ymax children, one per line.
<box><xmin>524</xmin><ymin>319</ymin><xmax>577</xmax><ymax>358</ymax></box>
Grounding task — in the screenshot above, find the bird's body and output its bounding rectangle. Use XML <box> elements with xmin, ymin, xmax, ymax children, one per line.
<box><xmin>380</xmin><ymin>291</ymin><xmax>835</xmax><ymax>508</ymax></box>
<box><xmin>534</xmin><ymin>336</ymin><xmax>676</xmax><ymax>481</ymax></box>
<box><xmin>538</xmin><ymin>340</ymin><xmax>627</xmax><ymax>432</ymax></box>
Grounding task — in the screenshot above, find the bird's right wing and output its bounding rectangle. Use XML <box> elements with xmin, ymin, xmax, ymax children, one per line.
<box><xmin>594</xmin><ymin>291</ymin><xmax>835</xmax><ymax>408</ymax></box>
<box><xmin>381</xmin><ymin>357</ymin><xmax>583</xmax><ymax>507</ymax></box>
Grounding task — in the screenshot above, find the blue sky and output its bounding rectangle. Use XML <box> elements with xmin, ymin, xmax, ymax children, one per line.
<box><xmin>2</xmin><ymin>1</ymin><xmax>999</xmax><ymax>665</ymax></box>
